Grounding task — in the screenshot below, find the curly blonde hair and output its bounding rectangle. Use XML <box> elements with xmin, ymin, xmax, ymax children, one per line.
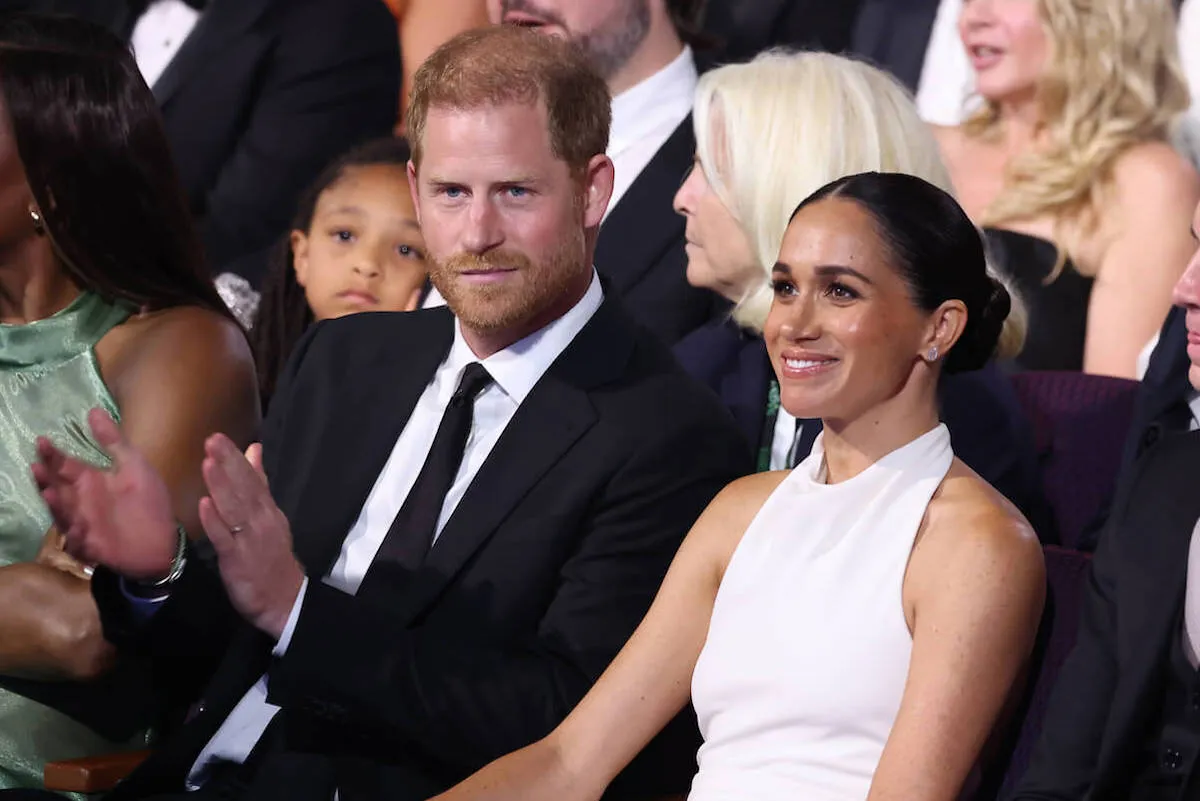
<box><xmin>964</xmin><ymin>0</ymin><xmax>1189</xmax><ymax>278</ymax></box>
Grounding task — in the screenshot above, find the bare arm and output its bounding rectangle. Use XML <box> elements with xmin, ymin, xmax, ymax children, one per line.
<box><xmin>0</xmin><ymin>308</ymin><xmax>259</xmax><ymax>681</ymax></box>
<box><xmin>867</xmin><ymin>477</ymin><xmax>1046</xmax><ymax>801</ymax></box>
<box><xmin>1084</xmin><ymin>143</ymin><xmax>1200</xmax><ymax>378</ymax></box>
<box><xmin>433</xmin><ymin>475</ymin><xmax>779</xmax><ymax>801</ymax></box>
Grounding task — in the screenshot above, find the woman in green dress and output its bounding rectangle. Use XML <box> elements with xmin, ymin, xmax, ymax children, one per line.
<box><xmin>0</xmin><ymin>14</ymin><xmax>260</xmax><ymax>792</ymax></box>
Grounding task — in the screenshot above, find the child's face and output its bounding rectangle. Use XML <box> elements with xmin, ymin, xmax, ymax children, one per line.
<box><xmin>292</xmin><ymin>164</ymin><xmax>428</xmax><ymax>321</ymax></box>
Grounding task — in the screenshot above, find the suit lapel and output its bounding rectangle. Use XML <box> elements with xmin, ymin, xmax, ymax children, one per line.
<box><xmin>718</xmin><ymin>327</ymin><xmax>771</xmax><ymax>446</ymax></box>
<box><xmin>289</xmin><ymin>313</ymin><xmax>455</xmax><ymax>579</ymax></box>
<box><xmin>151</xmin><ymin>0</ymin><xmax>273</xmax><ymax>106</ymax></box>
<box><xmin>594</xmin><ymin>116</ymin><xmax>694</xmax><ymax>295</ymax></box>
<box><xmin>389</xmin><ymin>300</ymin><xmax>636</xmax><ymax>623</ymax></box>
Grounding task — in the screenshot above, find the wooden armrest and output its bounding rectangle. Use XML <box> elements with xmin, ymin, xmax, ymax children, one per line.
<box><xmin>44</xmin><ymin>749</ymin><xmax>151</xmax><ymax>794</ymax></box>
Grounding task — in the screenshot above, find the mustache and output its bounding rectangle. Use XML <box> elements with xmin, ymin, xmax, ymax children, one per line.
<box><xmin>437</xmin><ymin>250</ymin><xmax>533</xmax><ymax>273</ymax></box>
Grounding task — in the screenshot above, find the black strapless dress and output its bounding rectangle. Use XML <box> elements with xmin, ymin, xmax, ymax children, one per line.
<box><xmin>983</xmin><ymin>228</ymin><xmax>1094</xmax><ymax>372</ymax></box>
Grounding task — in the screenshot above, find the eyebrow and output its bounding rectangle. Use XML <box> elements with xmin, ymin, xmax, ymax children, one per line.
<box><xmin>771</xmin><ymin>262</ymin><xmax>874</xmax><ymax>285</ymax></box>
<box><xmin>425</xmin><ymin>176</ymin><xmax>540</xmax><ymax>187</ymax></box>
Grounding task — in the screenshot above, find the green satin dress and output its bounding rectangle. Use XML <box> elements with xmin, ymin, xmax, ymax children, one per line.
<box><xmin>0</xmin><ymin>292</ymin><xmax>153</xmax><ymax>794</ymax></box>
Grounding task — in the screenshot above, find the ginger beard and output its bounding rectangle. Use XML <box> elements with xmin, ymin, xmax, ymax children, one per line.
<box><xmin>428</xmin><ymin>206</ymin><xmax>588</xmax><ymax>335</ymax></box>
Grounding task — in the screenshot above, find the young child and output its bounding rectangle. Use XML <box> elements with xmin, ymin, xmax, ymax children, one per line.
<box><xmin>254</xmin><ymin>137</ymin><xmax>428</xmax><ymax>407</ymax></box>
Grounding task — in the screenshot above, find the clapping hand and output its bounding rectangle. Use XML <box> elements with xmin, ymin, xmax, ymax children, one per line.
<box><xmin>33</xmin><ymin>409</ymin><xmax>179</xmax><ymax>582</ymax></box>
<box><xmin>198</xmin><ymin>435</ymin><xmax>305</xmax><ymax>641</ymax></box>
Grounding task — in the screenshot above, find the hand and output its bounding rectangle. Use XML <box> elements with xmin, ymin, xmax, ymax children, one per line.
<box><xmin>35</xmin><ymin>530</ymin><xmax>94</xmax><ymax>581</ymax></box>
<box><xmin>33</xmin><ymin>409</ymin><xmax>178</xmax><ymax>581</ymax></box>
<box><xmin>199</xmin><ymin>436</ymin><xmax>304</xmax><ymax>640</ymax></box>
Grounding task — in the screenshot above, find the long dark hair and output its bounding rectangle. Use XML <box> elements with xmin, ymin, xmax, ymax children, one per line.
<box><xmin>0</xmin><ymin>13</ymin><xmax>230</xmax><ymax>318</ymax></box>
<box><xmin>791</xmin><ymin>172</ymin><xmax>1011</xmax><ymax>374</ymax></box>
<box><xmin>253</xmin><ymin>137</ymin><xmax>414</xmax><ymax>407</ymax></box>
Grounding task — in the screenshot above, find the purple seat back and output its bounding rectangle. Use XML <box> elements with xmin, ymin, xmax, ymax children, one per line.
<box><xmin>975</xmin><ymin>546</ymin><xmax>1092</xmax><ymax>800</ymax></box>
<box><xmin>1009</xmin><ymin>372</ymin><xmax>1139</xmax><ymax>550</ymax></box>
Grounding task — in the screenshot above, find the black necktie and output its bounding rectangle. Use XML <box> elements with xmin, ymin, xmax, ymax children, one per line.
<box><xmin>787</xmin><ymin>419</ymin><xmax>821</xmax><ymax>469</ymax></box>
<box><xmin>365</xmin><ymin>363</ymin><xmax>494</xmax><ymax>577</ymax></box>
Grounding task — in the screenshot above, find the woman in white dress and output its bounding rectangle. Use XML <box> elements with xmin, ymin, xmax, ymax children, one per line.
<box><xmin>431</xmin><ymin>172</ymin><xmax>1046</xmax><ymax>801</ymax></box>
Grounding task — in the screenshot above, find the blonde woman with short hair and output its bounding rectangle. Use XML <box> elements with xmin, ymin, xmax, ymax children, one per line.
<box><xmin>669</xmin><ymin>50</ymin><xmax>1049</xmax><ymax>531</ymax></box>
<box><xmin>935</xmin><ymin>0</ymin><xmax>1200</xmax><ymax>378</ymax></box>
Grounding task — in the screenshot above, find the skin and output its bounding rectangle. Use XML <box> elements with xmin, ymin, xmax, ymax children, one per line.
<box><xmin>489</xmin><ymin>0</ymin><xmax>684</xmax><ymax>96</ymax></box>
<box><xmin>1170</xmin><ymin>199</ymin><xmax>1200</xmax><ymax>389</ymax></box>
<box><xmin>0</xmin><ymin>94</ymin><xmax>259</xmax><ymax>681</ymax></box>
<box><xmin>389</xmin><ymin>0</ymin><xmax>492</xmax><ymax>127</ymax></box>
<box><xmin>935</xmin><ymin>0</ymin><xmax>1200</xmax><ymax>379</ymax></box>
<box><xmin>39</xmin><ymin>95</ymin><xmax>616</xmax><ymax>644</ymax></box>
<box><xmin>423</xmin><ymin>198</ymin><xmax>1045</xmax><ymax>801</ymax></box>
<box><xmin>672</xmin><ymin>154</ymin><xmax>760</xmax><ymax>303</ymax></box>
<box><xmin>292</xmin><ymin>164</ymin><xmax>429</xmax><ymax>320</ymax></box>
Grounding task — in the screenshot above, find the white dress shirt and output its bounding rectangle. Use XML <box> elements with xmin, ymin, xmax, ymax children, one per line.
<box><xmin>915</xmin><ymin>0</ymin><xmax>975</xmax><ymax>126</ymax></box>
<box><xmin>1181</xmin><ymin>390</ymin><xmax>1200</xmax><ymax>666</ymax></box>
<box><xmin>129</xmin><ymin>0</ymin><xmax>203</xmax><ymax>88</ymax></box>
<box><xmin>188</xmin><ymin>273</ymin><xmax>605</xmax><ymax>786</ymax></box>
<box><xmin>605</xmin><ymin>46</ymin><xmax>698</xmax><ymax>215</ymax></box>
<box><xmin>769</xmin><ymin>408</ymin><xmax>800</xmax><ymax>471</ymax></box>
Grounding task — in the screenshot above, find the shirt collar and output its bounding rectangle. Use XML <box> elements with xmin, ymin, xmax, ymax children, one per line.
<box><xmin>609</xmin><ymin>47</ymin><xmax>697</xmax><ymax>157</ymax></box>
<box><xmin>445</xmin><ymin>270</ymin><xmax>604</xmax><ymax>404</ymax></box>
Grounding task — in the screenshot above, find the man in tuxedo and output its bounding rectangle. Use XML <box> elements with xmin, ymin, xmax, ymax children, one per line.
<box><xmin>1011</xmin><ymin>204</ymin><xmax>1200</xmax><ymax>799</ymax></box>
<box><xmin>14</xmin><ymin>0</ymin><xmax>400</xmax><ymax>285</ymax></box>
<box><xmin>487</xmin><ymin>0</ymin><xmax>722</xmax><ymax>345</ymax></box>
<box><xmin>13</xmin><ymin>26</ymin><xmax>749</xmax><ymax>801</ymax></box>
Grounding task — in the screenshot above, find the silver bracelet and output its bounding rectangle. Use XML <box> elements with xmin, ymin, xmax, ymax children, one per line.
<box><xmin>141</xmin><ymin>526</ymin><xmax>188</xmax><ymax>589</ymax></box>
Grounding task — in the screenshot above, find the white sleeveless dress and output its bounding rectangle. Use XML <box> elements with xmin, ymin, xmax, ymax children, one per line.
<box><xmin>689</xmin><ymin>424</ymin><xmax>955</xmax><ymax>801</ymax></box>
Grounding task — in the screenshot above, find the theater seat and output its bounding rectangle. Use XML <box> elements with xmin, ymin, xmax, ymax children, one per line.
<box><xmin>1009</xmin><ymin>372</ymin><xmax>1139</xmax><ymax>550</ymax></box>
<box><xmin>974</xmin><ymin>545</ymin><xmax>1092</xmax><ymax>799</ymax></box>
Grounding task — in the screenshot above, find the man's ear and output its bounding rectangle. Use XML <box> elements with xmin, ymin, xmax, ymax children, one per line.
<box><xmin>580</xmin><ymin>154</ymin><xmax>615</xmax><ymax>229</ymax></box>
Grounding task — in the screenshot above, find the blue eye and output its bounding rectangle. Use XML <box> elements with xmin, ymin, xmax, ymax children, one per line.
<box><xmin>506</xmin><ymin>186</ymin><xmax>529</xmax><ymax>198</ymax></box>
<box><xmin>444</xmin><ymin>187</ymin><xmax>463</xmax><ymax>198</ymax></box>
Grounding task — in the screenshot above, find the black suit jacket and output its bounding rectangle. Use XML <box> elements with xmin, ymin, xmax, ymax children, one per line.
<box><xmin>849</xmin><ymin>0</ymin><xmax>941</xmax><ymax>91</ymax></box>
<box><xmin>1012</xmin><ymin>431</ymin><xmax>1200</xmax><ymax>801</ymax></box>
<box><xmin>91</xmin><ymin>300</ymin><xmax>751</xmax><ymax>801</ymax></box>
<box><xmin>700</xmin><ymin>0</ymin><xmax>866</xmax><ymax>64</ymax></box>
<box><xmin>673</xmin><ymin>319</ymin><xmax>1053</xmax><ymax>536</ymax></box>
<box><xmin>1075</xmin><ymin>307</ymin><xmax>1193</xmax><ymax>551</ymax></box>
<box><xmin>19</xmin><ymin>0</ymin><xmax>400</xmax><ymax>284</ymax></box>
<box><xmin>594</xmin><ymin>116</ymin><xmax>725</xmax><ymax>345</ymax></box>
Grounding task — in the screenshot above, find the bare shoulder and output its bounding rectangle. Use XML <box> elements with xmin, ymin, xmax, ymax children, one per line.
<box><xmin>916</xmin><ymin>460</ymin><xmax>1043</xmax><ymax>582</ymax></box>
<box><xmin>1111</xmin><ymin>140</ymin><xmax>1200</xmax><ymax>204</ymax></box>
<box><xmin>99</xmin><ymin>305</ymin><xmax>256</xmax><ymax>404</ymax></box>
<box><xmin>690</xmin><ymin>471</ymin><xmax>789</xmax><ymax>572</ymax></box>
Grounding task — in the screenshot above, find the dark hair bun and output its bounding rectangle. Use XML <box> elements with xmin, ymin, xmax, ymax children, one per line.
<box><xmin>944</xmin><ymin>275</ymin><xmax>1010</xmax><ymax>374</ymax></box>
